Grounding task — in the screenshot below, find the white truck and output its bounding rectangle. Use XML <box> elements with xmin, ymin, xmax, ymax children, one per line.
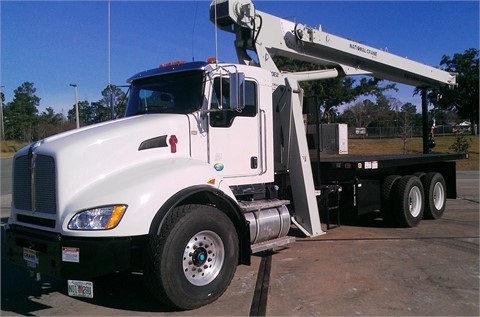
<box><xmin>6</xmin><ymin>0</ymin><xmax>464</xmax><ymax>310</ymax></box>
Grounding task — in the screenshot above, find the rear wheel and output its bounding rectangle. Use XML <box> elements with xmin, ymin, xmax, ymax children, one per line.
<box><xmin>144</xmin><ymin>204</ymin><xmax>239</xmax><ymax>310</ymax></box>
<box><xmin>422</xmin><ymin>172</ymin><xmax>447</xmax><ymax>219</ymax></box>
<box><xmin>393</xmin><ymin>175</ymin><xmax>424</xmax><ymax>227</ymax></box>
<box><xmin>381</xmin><ymin>175</ymin><xmax>401</xmax><ymax>224</ymax></box>
<box><xmin>413</xmin><ymin>172</ymin><xmax>426</xmax><ymax>180</ymax></box>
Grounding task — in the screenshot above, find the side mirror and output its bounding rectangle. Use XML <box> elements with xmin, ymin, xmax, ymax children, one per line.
<box><xmin>229</xmin><ymin>72</ymin><xmax>245</xmax><ymax>110</ymax></box>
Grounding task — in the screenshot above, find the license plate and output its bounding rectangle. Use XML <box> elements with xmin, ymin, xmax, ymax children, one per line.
<box><xmin>68</xmin><ymin>280</ymin><xmax>94</xmax><ymax>298</ymax></box>
<box><xmin>23</xmin><ymin>248</ymin><xmax>39</xmax><ymax>268</ymax></box>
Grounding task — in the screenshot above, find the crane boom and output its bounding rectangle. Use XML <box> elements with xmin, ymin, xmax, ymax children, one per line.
<box><xmin>210</xmin><ymin>0</ymin><xmax>458</xmax><ymax>237</ymax></box>
<box><xmin>211</xmin><ymin>0</ymin><xmax>457</xmax><ymax>88</ymax></box>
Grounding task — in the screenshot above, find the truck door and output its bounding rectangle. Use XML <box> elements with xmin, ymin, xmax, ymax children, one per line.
<box><xmin>208</xmin><ymin>76</ymin><xmax>263</xmax><ymax>182</ymax></box>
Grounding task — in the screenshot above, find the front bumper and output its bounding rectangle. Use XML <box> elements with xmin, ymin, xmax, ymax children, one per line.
<box><xmin>6</xmin><ymin>225</ymin><xmax>138</xmax><ymax>280</ymax></box>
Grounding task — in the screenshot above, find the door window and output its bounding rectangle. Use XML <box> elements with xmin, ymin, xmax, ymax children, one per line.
<box><xmin>210</xmin><ymin>77</ymin><xmax>257</xmax><ymax>127</ymax></box>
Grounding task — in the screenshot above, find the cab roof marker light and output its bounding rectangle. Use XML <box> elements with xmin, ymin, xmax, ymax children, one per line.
<box><xmin>159</xmin><ymin>60</ymin><xmax>186</xmax><ymax>68</ymax></box>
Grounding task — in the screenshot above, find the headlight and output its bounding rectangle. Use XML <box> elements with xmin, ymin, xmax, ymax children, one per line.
<box><xmin>68</xmin><ymin>205</ymin><xmax>127</xmax><ymax>230</ymax></box>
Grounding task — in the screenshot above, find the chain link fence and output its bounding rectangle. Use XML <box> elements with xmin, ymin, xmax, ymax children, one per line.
<box><xmin>348</xmin><ymin>124</ymin><xmax>473</xmax><ymax>139</ymax></box>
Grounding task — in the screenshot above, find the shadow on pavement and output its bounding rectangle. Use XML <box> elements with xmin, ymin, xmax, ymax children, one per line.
<box><xmin>1</xmin><ymin>226</ymin><xmax>60</xmax><ymax>315</ymax></box>
<box><xmin>70</xmin><ymin>272</ymin><xmax>176</xmax><ymax>313</ymax></box>
<box><xmin>1</xmin><ymin>226</ymin><xmax>176</xmax><ymax>314</ymax></box>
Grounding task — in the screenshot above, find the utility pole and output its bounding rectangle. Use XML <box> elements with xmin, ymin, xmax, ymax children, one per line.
<box><xmin>108</xmin><ymin>0</ymin><xmax>114</xmax><ymax>120</ymax></box>
<box><xmin>69</xmin><ymin>84</ymin><xmax>80</xmax><ymax>128</ymax></box>
<box><xmin>110</xmin><ymin>86</ymin><xmax>114</xmax><ymax>120</ymax></box>
<box><xmin>0</xmin><ymin>85</ymin><xmax>4</xmax><ymax>140</ymax></box>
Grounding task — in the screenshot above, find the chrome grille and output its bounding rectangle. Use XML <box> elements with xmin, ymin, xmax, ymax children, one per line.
<box><xmin>13</xmin><ymin>154</ymin><xmax>57</xmax><ymax>214</ymax></box>
<box><xmin>13</xmin><ymin>156</ymin><xmax>30</xmax><ymax>210</ymax></box>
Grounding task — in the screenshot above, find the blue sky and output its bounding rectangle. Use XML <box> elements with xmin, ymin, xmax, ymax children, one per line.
<box><xmin>1</xmin><ymin>1</ymin><xmax>479</xmax><ymax>116</ymax></box>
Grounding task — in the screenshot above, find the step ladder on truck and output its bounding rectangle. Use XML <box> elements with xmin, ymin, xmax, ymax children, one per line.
<box><xmin>6</xmin><ymin>0</ymin><xmax>465</xmax><ymax>310</ymax></box>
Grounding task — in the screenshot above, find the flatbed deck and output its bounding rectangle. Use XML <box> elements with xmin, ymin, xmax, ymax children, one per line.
<box><xmin>316</xmin><ymin>153</ymin><xmax>467</xmax><ymax>170</ymax></box>
<box><xmin>311</xmin><ymin>153</ymin><xmax>468</xmax><ymax>201</ymax></box>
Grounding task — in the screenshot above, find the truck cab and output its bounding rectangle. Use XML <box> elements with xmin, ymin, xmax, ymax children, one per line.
<box><xmin>124</xmin><ymin>60</ymin><xmax>274</xmax><ymax>187</ymax></box>
<box><xmin>6</xmin><ymin>60</ymin><xmax>289</xmax><ymax>309</ymax></box>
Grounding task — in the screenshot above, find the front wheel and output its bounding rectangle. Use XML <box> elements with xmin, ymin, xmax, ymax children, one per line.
<box><xmin>144</xmin><ymin>204</ymin><xmax>239</xmax><ymax>310</ymax></box>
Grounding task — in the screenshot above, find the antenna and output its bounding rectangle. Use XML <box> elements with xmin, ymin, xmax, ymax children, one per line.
<box><xmin>213</xmin><ymin>0</ymin><xmax>219</xmax><ymax>67</ymax></box>
<box><xmin>191</xmin><ymin>1</ymin><xmax>199</xmax><ymax>62</ymax></box>
<box><xmin>108</xmin><ymin>0</ymin><xmax>111</xmax><ymax>87</ymax></box>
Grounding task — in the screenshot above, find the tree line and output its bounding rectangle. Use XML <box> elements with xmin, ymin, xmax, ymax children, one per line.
<box><xmin>1</xmin><ymin>48</ymin><xmax>477</xmax><ymax>143</ymax></box>
<box><xmin>277</xmin><ymin>48</ymin><xmax>478</xmax><ymax>133</ymax></box>
<box><xmin>1</xmin><ymin>83</ymin><xmax>127</xmax><ymax>142</ymax></box>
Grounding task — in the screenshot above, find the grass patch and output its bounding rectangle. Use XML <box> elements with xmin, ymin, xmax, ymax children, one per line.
<box><xmin>1</xmin><ymin>140</ymin><xmax>28</xmax><ymax>157</ymax></box>
<box><xmin>2</xmin><ymin>136</ymin><xmax>478</xmax><ymax>170</ymax></box>
<box><xmin>348</xmin><ymin>135</ymin><xmax>479</xmax><ymax>171</ymax></box>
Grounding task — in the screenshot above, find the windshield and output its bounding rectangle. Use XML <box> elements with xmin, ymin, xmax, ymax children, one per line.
<box><xmin>125</xmin><ymin>70</ymin><xmax>204</xmax><ymax>117</ymax></box>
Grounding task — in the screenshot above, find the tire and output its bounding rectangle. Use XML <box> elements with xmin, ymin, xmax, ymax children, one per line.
<box><xmin>143</xmin><ymin>204</ymin><xmax>239</xmax><ymax>310</ymax></box>
<box><xmin>381</xmin><ymin>175</ymin><xmax>401</xmax><ymax>224</ymax></box>
<box><xmin>422</xmin><ymin>172</ymin><xmax>447</xmax><ymax>219</ymax></box>
<box><xmin>413</xmin><ymin>172</ymin><xmax>426</xmax><ymax>180</ymax></box>
<box><xmin>393</xmin><ymin>175</ymin><xmax>425</xmax><ymax>227</ymax></box>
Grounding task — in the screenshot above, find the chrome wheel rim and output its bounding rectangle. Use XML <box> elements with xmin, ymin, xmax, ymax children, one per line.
<box><xmin>433</xmin><ymin>182</ymin><xmax>445</xmax><ymax>210</ymax></box>
<box><xmin>183</xmin><ymin>230</ymin><xmax>224</xmax><ymax>286</ymax></box>
<box><xmin>408</xmin><ymin>186</ymin><xmax>422</xmax><ymax>217</ymax></box>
